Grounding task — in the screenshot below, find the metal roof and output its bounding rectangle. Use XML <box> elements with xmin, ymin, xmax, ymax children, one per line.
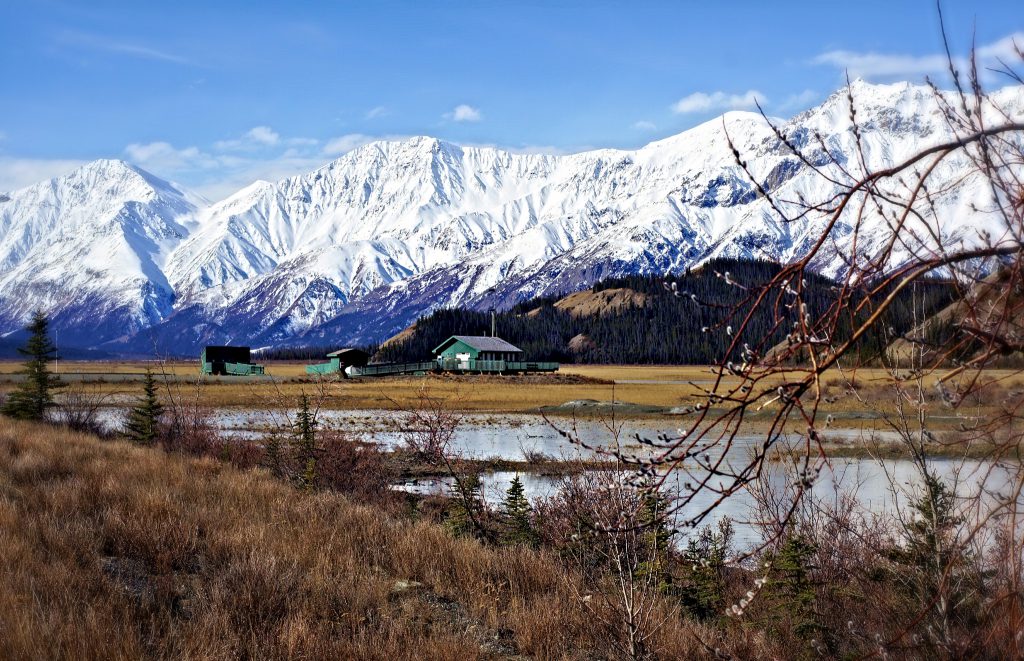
<box><xmin>433</xmin><ymin>335</ymin><xmax>524</xmax><ymax>354</ymax></box>
<box><xmin>326</xmin><ymin>348</ymin><xmax>369</xmax><ymax>357</ymax></box>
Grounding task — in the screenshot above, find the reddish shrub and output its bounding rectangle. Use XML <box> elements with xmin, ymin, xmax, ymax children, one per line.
<box><xmin>316</xmin><ymin>430</ymin><xmax>395</xmax><ymax>502</ymax></box>
<box><xmin>159</xmin><ymin>402</ymin><xmax>219</xmax><ymax>456</ymax></box>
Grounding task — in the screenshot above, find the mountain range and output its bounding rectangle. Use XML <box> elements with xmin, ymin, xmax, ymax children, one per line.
<box><xmin>1</xmin><ymin>80</ymin><xmax>1021</xmax><ymax>355</ymax></box>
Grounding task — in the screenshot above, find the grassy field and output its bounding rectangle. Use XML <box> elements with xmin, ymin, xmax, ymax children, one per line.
<box><xmin>2</xmin><ymin>361</ymin><xmax>1021</xmax><ymax>430</ymax></box>
<box><xmin>0</xmin><ymin>418</ymin><xmax>715</xmax><ymax>659</ymax></box>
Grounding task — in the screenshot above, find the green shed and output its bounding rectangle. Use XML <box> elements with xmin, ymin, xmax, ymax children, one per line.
<box><xmin>433</xmin><ymin>335</ymin><xmax>524</xmax><ymax>371</ymax></box>
<box><xmin>200</xmin><ymin>345</ymin><xmax>265</xmax><ymax>376</ymax></box>
<box><xmin>305</xmin><ymin>348</ymin><xmax>371</xmax><ymax>376</ymax></box>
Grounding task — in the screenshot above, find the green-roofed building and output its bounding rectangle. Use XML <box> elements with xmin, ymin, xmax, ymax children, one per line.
<box><xmin>305</xmin><ymin>348</ymin><xmax>371</xmax><ymax>376</ymax></box>
<box><xmin>432</xmin><ymin>335</ymin><xmax>557</xmax><ymax>373</ymax></box>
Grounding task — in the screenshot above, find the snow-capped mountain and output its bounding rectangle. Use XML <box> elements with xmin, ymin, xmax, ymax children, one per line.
<box><xmin>0</xmin><ymin>160</ymin><xmax>205</xmax><ymax>346</ymax></box>
<box><xmin>1</xmin><ymin>81</ymin><xmax>1021</xmax><ymax>353</ymax></box>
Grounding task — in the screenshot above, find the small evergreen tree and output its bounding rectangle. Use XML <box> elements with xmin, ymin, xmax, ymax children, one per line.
<box><xmin>447</xmin><ymin>473</ymin><xmax>486</xmax><ymax>539</ymax></box>
<box><xmin>888</xmin><ymin>469</ymin><xmax>978</xmax><ymax>642</ymax></box>
<box><xmin>769</xmin><ymin>533</ymin><xmax>822</xmax><ymax>643</ymax></box>
<box><xmin>636</xmin><ymin>490</ymin><xmax>675</xmax><ymax>594</ymax></box>
<box><xmin>680</xmin><ymin>517</ymin><xmax>733</xmax><ymax>620</ymax></box>
<box><xmin>1</xmin><ymin>311</ymin><xmax>63</xmax><ymax>421</ymax></box>
<box><xmin>264</xmin><ymin>430</ymin><xmax>286</xmax><ymax>479</ymax></box>
<box><xmin>500</xmin><ymin>474</ymin><xmax>537</xmax><ymax>546</ymax></box>
<box><xmin>124</xmin><ymin>369</ymin><xmax>164</xmax><ymax>444</ymax></box>
<box><xmin>292</xmin><ymin>394</ymin><xmax>318</xmax><ymax>491</ymax></box>
<box><xmin>901</xmin><ymin>471</ymin><xmax>961</xmax><ymax>576</ymax></box>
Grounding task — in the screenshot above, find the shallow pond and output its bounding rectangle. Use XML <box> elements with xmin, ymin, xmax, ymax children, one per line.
<box><xmin>87</xmin><ymin>406</ymin><xmax>1018</xmax><ymax>550</ymax></box>
<box><xmin>395</xmin><ymin>457</ymin><xmax>1019</xmax><ymax>550</ymax></box>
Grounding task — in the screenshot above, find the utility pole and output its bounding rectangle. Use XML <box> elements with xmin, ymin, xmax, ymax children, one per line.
<box><xmin>484</xmin><ymin>287</ymin><xmax>497</xmax><ymax>337</ymax></box>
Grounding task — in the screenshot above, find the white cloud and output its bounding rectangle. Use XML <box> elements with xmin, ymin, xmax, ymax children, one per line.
<box><xmin>977</xmin><ymin>33</ymin><xmax>1024</xmax><ymax>62</ymax></box>
<box><xmin>0</xmin><ymin>157</ymin><xmax>88</xmax><ymax>192</ymax></box>
<box><xmin>672</xmin><ymin>90</ymin><xmax>765</xmax><ymax>114</ymax></box>
<box><xmin>2</xmin><ymin>125</ymin><xmax>327</xmax><ymax>202</ymax></box>
<box><xmin>445</xmin><ymin>104</ymin><xmax>482</xmax><ymax>122</ymax></box>
<box><xmin>56</xmin><ymin>30</ymin><xmax>194</xmax><ymax>66</ymax></box>
<box><xmin>365</xmin><ymin>106</ymin><xmax>390</xmax><ymax>119</ymax></box>
<box><xmin>190</xmin><ymin>155</ymin><xmax>327</xmax><ymax>201</ymax></box>
<box><xmin>811</xmin><ymin>50</ymin><xmax>949</xmax><ymax>79</ymax></box>
<box><xmin>214</xmin><ymin>126</ymin><xmax>282</xmax><ymax>151</ymax></box>
<box><xmin>122</xmin><ymin>135</ymin><xmax>333</xmax><ymax>201</ymax></box>
<box><xmin>322</xmin><ymin>133</ymin><xmax>374</xmax><ymax>156</ymax></box>
<box><xmin>811</xmin><ymin>31</ymin><xmax>1024</xmax><ymax>82</ymax></box>
<box><xmin>245</xmin><ymin>126</ymin><xmax>279</xmax><ymax>146</ymax></box>
<box><xmin>632</xmin><ymin>120</ymin><xmax>657</xmax><ymax>131</ymax></box>
<box><xmin>124</xmin><ymin>141</ymin><xmax>219</xmax><ymax>171</ymax></box>
<box><xmin>776</xmin><ymin>90</ymin><xmax>820</xmax><ymax>113</ymax></box>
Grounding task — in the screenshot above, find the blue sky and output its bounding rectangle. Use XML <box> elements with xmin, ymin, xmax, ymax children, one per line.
<box><xmin>0</xmin><ymin>0</ymin><xmax>1020</xmax><ymax>199</ymax></box>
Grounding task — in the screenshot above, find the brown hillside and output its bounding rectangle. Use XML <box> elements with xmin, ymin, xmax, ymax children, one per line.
<box><xmin>567</xmin><ymin>333</ymin><xmax>597</xmax><ymax>354</ymax></box>
<box><xmin>380</xmin><ymin>321</ymin><xmax>417</xmax><ymax>349</ymax></box>
<box><xmin>0</xmin><ymin>418</ymin><xmax>710</xmax><ymax>659</ymax></box>
<box><xmin>553</xmin><ymin>287</ymin><xmax>649</xmax><ymax>317</ymax></box>
<box><xmin>887</xmin><ymin>270</ymin><xmax>1022</xmax><ymax>364</ymax></box>
<box><xmin>382</xmin><ymin>286</ymin><xmax>648</xmax><ymax>346</ymax></box>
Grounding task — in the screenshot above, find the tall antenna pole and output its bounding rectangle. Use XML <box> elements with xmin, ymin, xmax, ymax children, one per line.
<box><xmin>484</xmin><ymin>287</ymin><xmax>497</xmax><ymax>338</ymax></box>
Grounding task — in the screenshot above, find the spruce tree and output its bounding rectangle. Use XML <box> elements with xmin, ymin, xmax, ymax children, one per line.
<box><xmin>264</xmin><ymin>430</ymin><xmax>286</xmax><ymax>479</ymax></box>
<box><xmin>293</xmin><ymin>394</ymin><xmax>318</xmax><ymax>491</ymax></box>
<box><xmin>680</xmin><ymin>517</ymin><xmax>733</xmax><ymax>620</ymax></box>
<box><xmin>902</xmin><ymin>472</ymin><xmax>961</xmax><ymax>575</ymax></box>
<box><xmin>891</xmin><ymin>470</ymin><xmax>971</xmax><ymax>628</ymax></box>
<box><xmin>124</xmin><ymin>369</ymin><xmax>164</xmax><ymax>444</ymax></box>
<box><xmin>637</xmin><ymin>490</ymin><xmax>674</xmax><ymax>593</ymax></box>
<box><xmin>1</xmin><ymin>311</ymin><xmax>63</xmax><ymax>421</ymax></box>
<box><xmin>500</xmin><ymin>474</ymin><xmax>536</xmax><ymax>546</ymax></box>
<box><xmin>770</xmin><ymin>533</ymin><xmax>822</xmax><ymax>642</ymax></box>
<box><xmin>447</xmin><ymin>473</ymin><xmax>485</xmax><ymax>539</ymax></box>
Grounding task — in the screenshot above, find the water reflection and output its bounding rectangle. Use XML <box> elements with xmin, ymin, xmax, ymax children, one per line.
<box><xmin>89</xmin><ymin>406</ymin><xmax>1018</xmax><ymax>551</ymax></box>
<box><xmin>394</xmin><ymin>457</ymin><xmax>1019</xmax><ymax>551</ymax></box>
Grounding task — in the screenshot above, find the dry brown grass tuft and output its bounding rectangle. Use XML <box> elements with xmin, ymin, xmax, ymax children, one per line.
<box><xmin>0</xmin><ymin>418</ymin><xmax>722</xmax><ymax>660</ymax></box>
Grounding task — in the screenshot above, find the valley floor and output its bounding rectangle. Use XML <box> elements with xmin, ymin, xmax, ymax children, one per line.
<box><xmin>2</xmin><ymin>362</ymin><xmax>1020</xmax><ymax>435</ymax></box>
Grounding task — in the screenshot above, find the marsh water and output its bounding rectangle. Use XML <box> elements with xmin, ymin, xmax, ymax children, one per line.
<box><xmin>87</xmin><ymin>406</ymin><xmax>1019</xmax><ymax>549</ymax></box>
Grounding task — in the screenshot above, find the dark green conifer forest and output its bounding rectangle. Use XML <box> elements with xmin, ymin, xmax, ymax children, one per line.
<box><xmin>376</xmin><ymin>259</ymin><xmax>955</xmax><ymax>365</ymax></box>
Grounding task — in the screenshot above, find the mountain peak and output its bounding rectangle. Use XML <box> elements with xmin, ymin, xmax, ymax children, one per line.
<box><xmin>17</xmin><ymin>157</ymin><xmax>178</xmax><ymax>198</ymax></box>
<box><xmin>367</xmin><ymin>135</ymin><xmax>462</xmax><ymax>158</ymax></box>
<box><xmin>71</xmin><ymin>158</ymin><xmax>149</xmax><ymax>182</ymax></box>
<box><xmin>2</xmin><ymin>80</ymin><xmax>1014</xmax><ymax>352</ymax></box>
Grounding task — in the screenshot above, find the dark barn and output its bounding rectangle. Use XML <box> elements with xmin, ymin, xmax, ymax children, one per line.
<box><xmin>200</xmin><ymin>345</ymin><xmax>265</xmax><ymax>376</ymax></box>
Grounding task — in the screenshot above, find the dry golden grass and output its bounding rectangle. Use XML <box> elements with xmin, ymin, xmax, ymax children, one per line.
<box><xmin>162</xmin><ymin>365</ymin><xmax>1024</xmax><ymax>425</ymax></box>
<box><xmin>0</xmin><ymin>359</ymin><xmax>314</xmax><ymax>378</ymax></box>
<box><xmin>0</xmin><ymin>359</ymin><xmax>192</xmax><ymax>375</ymax></box>
<box><xmin>3</xmin><ymin>363</ymin><xmax>707</xmax><ymax>412</ymax></box>
<box><xmin>3</xmin><ymin>363</ymin><xmax>1021</xmax><ymax>427</ymax></box>
<box><xmin>0</xmin><ymin>418</ymin><xmax>726</xmax><ymax>660</ymax></box>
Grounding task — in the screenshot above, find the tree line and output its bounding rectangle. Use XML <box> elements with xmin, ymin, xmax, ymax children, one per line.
<box><xmin>376</xmin><ymin>258</ymin><xmax>955</xmax><ymax>365</ymax></box>
<box><xmin>254</xmin><ymin>344</ymin><xmax>379</xmax><ymax>362</ymax></box>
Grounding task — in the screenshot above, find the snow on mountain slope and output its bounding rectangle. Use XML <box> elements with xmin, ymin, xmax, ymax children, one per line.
<box><xmin>0</xmin><ymin>160</ymin><xmax>205</xmax><ymax>344</ymax></box>
<box><xmin>158</xmin><ymin>110</ymin><xmax>783</xmax><ymax>344</ymax></box>
<box><xmin>2</xmin><ymin>81</ymin><xmax>1021</xmax><ymax>352</ymax></box>
<box><xmin>297</xmin><ymin>81</ymin><xmax>1024</xmax><ymax>344</ymax></box>
<box><xmin>165</xmin><ymin>139</ymin><xmax>558</xmax><ymax>295</ymax></box>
